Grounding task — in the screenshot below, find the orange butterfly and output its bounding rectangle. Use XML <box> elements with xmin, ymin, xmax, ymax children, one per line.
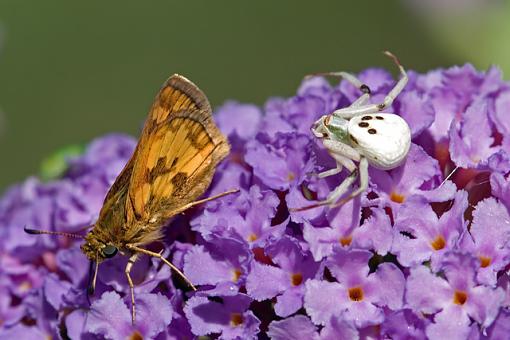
<box><xmin>26</xmin><ymin>75</ymin><xmax>237</xmax><ymax>323</ymax></box>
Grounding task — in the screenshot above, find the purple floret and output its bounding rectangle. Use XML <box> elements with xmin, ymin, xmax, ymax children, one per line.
<box><xmin>459</xmin><ymin>198</ymin><xmax>510</xmax><ymax>285</ymax></box>
<box><xmin>66</xmin><ymin>291</ymin><xmax>173</xmax><ymax>339</ymax></box>
<box><xmin>2</xmin><ymin>62</ymin><xmax>510</xmax><ymax>338</ymax></box>
<box><xmin>246</xmin><ymin>236</ymin><xmax>319</xmax><ymax>317</ymax></box>
<box><xmin>184</xmin><ymin>294</ymin><xmax>260</xmax><ymax>339</ymax></box>
<box><xmin>392</xmin><ymin>189</ymin><xmax>468</xmax><ymax>269</ymax></box>
<box><xmin>245</xmin><ymin>131</ymin><xmax>316</xmax><ymax>191</ymax></box>
<box><xmin>406</xmin><ymin>252</ymin><xmax>505</xmax><ymax>338</ymax></box>
<box><xmin>267</xmin><ymin>315</ymin><xmax>318</xmax><ymax>340</ymax></box>
<box><xmin>304</xmin><ymin>248</ymin><xmax>405</xmax><ymax>328</ymax></box>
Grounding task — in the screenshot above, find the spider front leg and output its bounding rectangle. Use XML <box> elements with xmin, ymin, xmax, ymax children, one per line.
<box><xmin>309</xmin><ymin>69</ymin><xmax>372</xmax><ymax>112</ymax></box>
<box><xmin>311</xmin><ymin>115</ymin><xmax>329</xmax><ymax>138</ymax></box>
<box><xmin>306</xmin><ymin>70</ymin><xmax>372</xmax><ymax>97</ymax></box>
<box><xmin>309</xmin><ymin>116</ymin><xmax>344</xmax><ymax>178</ymax></box>
<box><xmin>310</xmin><ymin>113</ymin><xmax>364</xmax><ymax>179</ymax></box>
<box><xmin>309</xmin><ymin>67</ymin><xmax>371</xmax><ymax>142</ymax></box>
<box><xmin>331</xmin><ymin>51</ymin><xmax>408</xmax><ymax>119</ymax></box>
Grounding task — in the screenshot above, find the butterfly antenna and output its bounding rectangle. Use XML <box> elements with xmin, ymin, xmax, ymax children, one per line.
<box><xmin>24</xmin><ymin>226</ymin><xmax>86</xmax><ymax>239</ymax></box>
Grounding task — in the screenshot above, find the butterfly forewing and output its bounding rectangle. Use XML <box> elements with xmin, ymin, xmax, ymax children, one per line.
<box><xmin>96</xmin><ymin>74</ymin><xmax>229</xmax><ymax>242</ymax></box>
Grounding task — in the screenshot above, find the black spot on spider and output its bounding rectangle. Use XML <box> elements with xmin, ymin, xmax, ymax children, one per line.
<box><xmin>360</xmin><ymin>84</ymin><xmax>371</xmax><ymax>94</ymax></box>
<box><xmin>358</xmin><ymin>122</ymin><xmax>369</xmax><ymax>128</ymax></box>
<box><xmin>361</xmin><ymin>116</ymin><xmax>373</xmax><ymax>121</ymax></box>
<box><xmin>375</xmin><ymin>116</ymin><xmax>384</xmax><ymax>120</ymax></box>
<box><xmin>377</xmin><ymin>104</ymin><xmax>386</xmax><ymax>111</ymax></box>
<box><xmin>368</xmin><ymin>128</ymin><xmax>377</xmax><ymax>134</ymax></box>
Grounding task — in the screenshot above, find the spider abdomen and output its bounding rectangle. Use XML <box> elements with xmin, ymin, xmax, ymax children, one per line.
<box><xmin>348</xmin><ymin>113</ymin><xmax>411</xmax><ymax>170</ymax></box>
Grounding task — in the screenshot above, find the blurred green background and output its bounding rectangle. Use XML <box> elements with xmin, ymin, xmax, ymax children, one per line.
<box><xmin>1</xmin><ymin>1</ymin><xmax>509</xmax><ymax>191</ymax></box>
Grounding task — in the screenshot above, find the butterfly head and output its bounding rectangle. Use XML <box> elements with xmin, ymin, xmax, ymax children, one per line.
<box><xmin>81</xmin><ymin>230</ymin><xmax>120</xmax><ymax>262</ymax></box>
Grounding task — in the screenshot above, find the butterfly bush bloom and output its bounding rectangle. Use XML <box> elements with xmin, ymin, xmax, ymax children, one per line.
<box><xmin>2</xmin><ymin>63</ymin><xmax>510</xmax><ymax>339</ymax></box>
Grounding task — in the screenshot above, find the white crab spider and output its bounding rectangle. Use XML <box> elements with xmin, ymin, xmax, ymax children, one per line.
<box><xmin>294</xmin><ymin>52</ymin><xmax>411</xmax><ymax>211</ymax></box>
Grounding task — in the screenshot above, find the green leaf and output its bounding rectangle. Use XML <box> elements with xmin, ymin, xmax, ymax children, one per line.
<box><xmin>39</xmin><ymin>144</ymin><xmax>84</xmax><ymax>181</ymax></box>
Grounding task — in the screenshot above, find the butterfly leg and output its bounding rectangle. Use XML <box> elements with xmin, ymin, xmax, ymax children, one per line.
<box><xmin>125</xmin><ymin>253</ymin><xmax>138</xmax><ymax>324</ymax></box>
<box><xmin>174</xmin><ymin>188</ymin><xmax>239</xmax><ymax>215</ymax></box>
<box><xmin>126</xmin><ymin>244</ymin><xmax>197</xmax><ymax>291</ymax></box>
<box><xmin>88</xmin><ymin>259</ymin><xmax>100</xmax><ymax>295</ymax></box>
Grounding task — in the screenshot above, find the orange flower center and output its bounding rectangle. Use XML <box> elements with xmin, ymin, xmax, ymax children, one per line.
<box><xmin>230</xmin><ymin>313</ymin><xmax>244</xmax><ymax>326</ymax></box>
<box><xmin>340</xmin><ymin>235</ymin><xmax>352</xmax><ymax>246</ymax></box>
<box><xmin>390</xmin><ymin>192</ymin><xmax>405</xmax><ymax>203</ymax></box>
<box><xmin>291</xmin><ymin>273</ymin><xmax>303</xmax><ymax>286</ymax></box>
<box><xmin>287</xmin><ymin>172</ymin><xmax>296</xmax><ymax>181</ymax></box>
<box><xmin>430</xmin><ymin>235</ymin><xmax>446</xmax><ymax>251</ymax></box>
<box><xmin>232</xmin><ymin>268</ymin><xmax>242</xmax><ymax>283</ymax></box>
<box><xmin>248</xmin><ymin>233</ymin><xmax>258</xmax><ymax>242</ymax></box>
<box><xmin>453</xmin><ymin>290</ymin><xmax>468</xmax><ymax>305</ymax></box>
<box><xmin>129</xmin><ymin>331</ymin><xmax>143</xmax><ymax>340</ymax></box>
<box><xmin>348</xmin><ymin>286</ymin><xmax>364</xmax><ymax>302</ymax></box>
<box><xmin>479</xmin><ymin>256</ymin><xmax>491</xmax><ymax>268</ymax></box>
<box><xmin>19</xmin><ymin>281</ymin><xmax>32</xmax><ymax>293</ymax></box>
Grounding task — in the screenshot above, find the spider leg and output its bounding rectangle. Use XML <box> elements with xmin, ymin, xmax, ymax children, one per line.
<box><xmin>307</xmin><ymin>68</ymin><xmax>372</xmax><ymax>119</ymax></box>
<box><xmin>316</xmin><ymin>151</ymin><xmax>357</xmax><ymax>179</ymax></box>
<box><xmin>306</xmin><ymin>70</ymin><xmax>372</xmax><ymax>96</ymax></box>
<box><xmin>351</xmin><ymin>93</ymin><xmax>370</xmax><ymax>107</ymax></box>
<box><xmin>290</xmin><ymin>169</ymin><xmax>358</xmax><ymax>212</ymax></box>
<box><xmin>311</xmin><ymin>115</ymin><xmax>329</xmax><ymax>138</ymax></box>
<box><xmin>308</xmin><ymin>70</ymin><xmax>371</xmax><ymax>113</ymax></box>
<box><xmin>325</xmin><ymin>168</ymin><xmax>358</xmax><ymax>203</ymax></box>
<box><xmin>323</xmin><ymin>139</ymin><xmax>361</xmax><ymax>163</ymax></box>
<box><xmin>331</xmin><ymin>157</ymin><xmax>369</xmax><ymax>208</ymax></box>
<box><xmin>318</xmin><ymin>150</ymin><xmax>359</xmax><ymax>204</ymax></box>
<box><xmin>300</xmin><ymin>158</ymin><xmax>368</xmax><ymax>212</ymax></box>
<box><xmin>311</xmin><ymin>87</ymin><xmax>369</xmax><ymax>142</ymax></box>
<box><xmin>317</xmin><ymin>166</ymin><xmax>342</xmax><ymax>179</ymax></box>
<box><xmin>291</xmin><ymin>141</ymin><xmax>361</xmax><ymax>212</ymax></box>
<box><xmin>331</xmin><ymin>51</ymin><xmax>408</xmax><ymax>119</ymax></box>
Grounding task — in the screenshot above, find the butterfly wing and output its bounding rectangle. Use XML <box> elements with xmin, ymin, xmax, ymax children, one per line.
<box><xmin>124</xmin><ymin>75</ymin><xmax>230</xmax><ymax>225</ymax></box>
<box><xmin>95</xmin><ymin>75</ymin><xmax>229</xmax><ymax>244</ymax></box>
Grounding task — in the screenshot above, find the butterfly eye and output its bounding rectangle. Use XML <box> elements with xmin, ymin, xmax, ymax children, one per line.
<box><xmin>102</xmin><ymin>244</ymin><xmax>118</xmax><ymax>258</ymax></box>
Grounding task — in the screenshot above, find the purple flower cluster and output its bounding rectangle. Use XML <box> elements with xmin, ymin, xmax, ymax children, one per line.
<box><xmin>2</xmin><ymin>64</ymin><xmax>510</xmax><ymax>339</ymax></box>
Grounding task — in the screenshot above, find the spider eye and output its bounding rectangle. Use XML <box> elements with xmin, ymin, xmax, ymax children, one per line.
<box><xmin>102</xmin><ymin>244</ymin><xmax>118</xmax><ymax>258</ymax></box>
